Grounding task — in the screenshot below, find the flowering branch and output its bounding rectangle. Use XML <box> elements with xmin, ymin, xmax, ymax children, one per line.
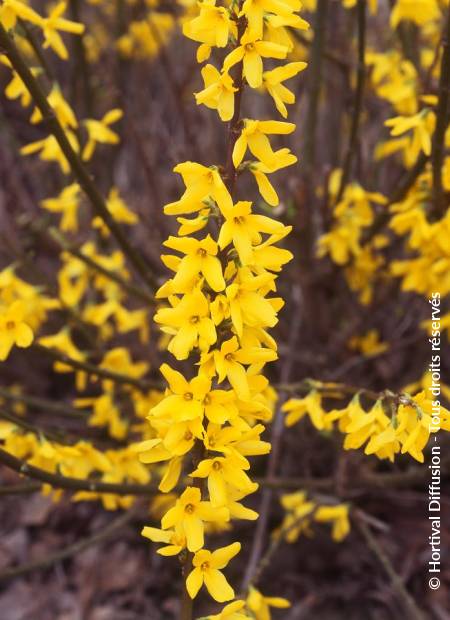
<box><xmin>0</xmin><ymin>23</ymin><xmax>155</xmax><ymax>291</ymax></box>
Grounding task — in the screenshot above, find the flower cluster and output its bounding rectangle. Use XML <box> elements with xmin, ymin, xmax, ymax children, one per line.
<box><xmin>139</xmin><ymin>0</ymin><xmax>308</xmax><ymax>610</ymax></box>
<box><xmin>283</xmin><ymin>384</ymin><xmax>450</xmax><ymax>463</ymax></box>
<box><xmin>278</xmin><ymin>491</ymin><xmax>350</xmax><ymax>543</ymax></box>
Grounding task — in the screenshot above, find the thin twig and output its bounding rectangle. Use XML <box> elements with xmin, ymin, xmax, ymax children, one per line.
<box><xmin>248</xmin><ymin>508</ymin><xmax>319</xmax><ymax>588</ymax></box>
<box><xmin>355</xmin><ymin>515</ymin><xmax>426</xmax><ymax>620</ymax></box>
<box><xmin>256</xmin><ymin>458</ymin><xmax>450</xmax><ymax>492</ymax></box>
<box><xmin>334</xmin><ymin>0</ymin><xmax>366</xmax><ymax>205</ymax></box>
<box><xmin>33</xmin><ymin>343</ymin><xmax>161</xmax><ymax>392</ymax></box>
<box><xmin>0</xmin><ymin>508</ymin><xmax>136</xmax><ymax>582</ymax></box>
<box><xmin>0</xmin><ymin>24</ymin><xmax>155</xmax><ymax>291</ymax></box>
<box><xmin>224</xmin><ymin>11</ymin><xmax>246</xmax><ymax>196</ymax></box>
<box><xmin>303</xmin><ymin>0</ymin><xmax>329</xmax><ymax>170</ymax></box>
<box><xmin>18</xmin><ymin>20</ymin><xmax>55</xmax><ymax>82</ymax></box>
<box><xmin>0</xmin><ymin>407</ymin><xmax>71</xmax><ymax>444</ymax></box>
<box><xmin>0</xmin><ymin>482</ymin><xmax>41</xmax><ymax>495</ymax></box>
<box><xmin>0</xmin><ymin>387</ymin><xmax>88</xmax><ymax>419</ymax></box>
<box><xmin>70</xmin><ymin>0</ymin><xmax>94</xmax><ymax>116</ymax></box>
<box><xmin>360</xmin><ymin>153</ymin><xmax>427</xmax><ymax>245</ymax></box>
<box><xmin>0</xmin><ymin>447</ymin><xmax>158</xmax><ymax>495</ymax></box>
<box><xmin>293</xmin><ymin>30</ymin><xmax>350</xmax><ymax>74</ymax></box>
<box><xmin>241</xmin><ymin>288</ymin><xmax>302</xmax><ymax>590</ymax></box>
<box><xmin>48</xmin><ymin>228</ymin><xmax>155</xmax><ymax>305</ymax></box>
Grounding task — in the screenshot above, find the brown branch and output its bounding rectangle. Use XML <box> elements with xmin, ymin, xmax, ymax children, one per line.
<box><xmin>0</xmin><ymin>387</ymin><xmax>88</xmax><ymax>419</ymax></box>
<box><xmin>224</xmin><ymin>12</ymin><xmax>246</xmax><ymax>196</ymax></box>
<box><xmin>256</xmin><ymin>458</ymin><xmax>450</xmax><ymax>492</ymax></box>
<box><xmin>355</xmin><ymin>515</ymin><xmax>426</xmax><ymax>620</ymax></box>
<box><xmin>293</xmin><ymin>30</ymin><xmax>350</xmax><ymax>74</ymax></box>
<box><xmin>18</xmin><ymin>20</ymin><xmax>55</xmax><ymax>82</ymax></box>
<box><xmin>360</xmin><ymin>153</ymin><xmax>428</xmax><ymax>245</ymax></box>
<box><xmin>303</xmin><ymin>0</ymin><xmax>329</xmax><ymax>170</ymax></box>
<box><xmin>0</xmin><ymin>407</ymin><xmax>70</xmax><ymax>444</ymax></box>
<box><xmin>48</xmin><ymin>228</ymin><xmax>155</xmax><ymax>305</ymax></box>
<box><xmin>334</xmin><ymin>0</ymin><xmax>366</xmax><ymax>205</ymax></box>
<box><xmin>0</xmin><ymin>482</ymin><xmax>41</xmax><ymax>495</ymax></box>
<box><xmin>147</xmin><ymin>18</ymin><xmax>201</xmax><ymax>162</ymax></box>
<box><xmin>70</xmin><ymin>0</ymin><xmax>94</xmax><ymax>116</ymax></box>
<box><xmin>241</xmin><ymin>291</ymin><xmax>302</xmax><ymax>591</ymax></box>
<box><xmin>248</xmin><ymin>508</ymin><xmax>319</xmax><ymax>589</ymax></box>
<box><xmin>431</xmin><ymin>6</ymin><xmax>450</xmax><ymax>218</ymax></box>
<box><xmin>0</xmin><ymin>447</ymin><xmax>158</xmax><ymax>495</ymax></box>
<box><xmin>0</xmin><ymin>24</ymin><xmax>156</xmax><ymax>291</ymax></box>
<box><xmin>0</xmin><ymin>508</ymin><xmax>136</xmax><ymax>582</ymax></box>
<box><xmin>33</xmin><ymin>343</ymin><xmax>162</xmax><ymax>392</ymax></box>
<box><xmin>276</xmin><ymin>378</ymin><xmax>380</xmax><ymax>401</ymax></box>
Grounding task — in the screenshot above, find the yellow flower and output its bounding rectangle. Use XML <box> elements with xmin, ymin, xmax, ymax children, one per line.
<box><xmin>384</xmin><ymin>109</ymin><xmax>435</xmax><ymax>160</ymax></box>
<box><xmin>21</xmin><ymin>131</ymin><xmax>79</xmax><ymax>174</ymax></box>
<box><xmin>195</xmin><ymin>65</ymin><xmax>237</xmax><ymax>121</ymax></box>
<box><xmin>263</xmin><ymin>61</ymin><xmax>307</xmax><ymax>118</ymax></box>
<box><xmin>248</xmin><ymin>147</ymin><xmax>298</xmax><ymax>205</ymax></box>
<box><xmin>246</xmin><ymin>587</ymin><xmax>290</xmax><ymax>619</ymax></box>
<box><xmin>249</xmin><ymin>229</ymin><xmax>293</xmax><ymax>272</ymax></box>
<box><xmin>155</xmin><ymin>288</ymin><xmax>216</xmax><ymax>360</ymax></box>
<box><xmin>223</xmin><ymin>32</ymin><xmax>288</xmax><ymax>89</ymax></box>
<box><xmin>390</xmin><ymin>0</ymin><xmax>440</xmax><ymax>28</ymax></box>
<box><xmin>186</xmin><ymin>542</ymin><xmax>241</xmax><ymax>601</ymax></box>
<box><xmin>151</xmin><ymin>364</ymin><xmax>210</xmax><ymax>421</ymax></box>
<box><xmin>0</xmin><ymin>0</ymin><xmax>43</xmax><ymax>31</ymax></box>
<box><xmin>160</xmin><ymin>417</ymin><xmax>204</xmax><ymax>456</ymax></box>
<box><xmin>190</xmin><ymin>454</ymin><xmax>254</xmax><ymax>506</ymax></box>
<box><xmin>164</xmin><ymin>161</ymin><xmax>233</xmax><ymax>216</ymax></box>
<box><xmin>4</xmin><ymin>63</ymin><xmax>40</xmax><ymax>108</ymax></box>
<box><xmin>225</xmin><ymin>271</ymin><xmax>281</xmax><ymax>337</ymax></box>
<box><xmin>41</xmin><ymin>183</ymin><xmax>81</xmax><ymax>232</ymax></box>
<box><xmin>161</xmin><ymin>486</ymin><xmax>229</xmax><ymax>551</ymax></box>
<box><xmin>348</xmin><ymin>330</ymin><xmax>388</xmax><ymax>356</ymax></box>
<box><xmin>315</xmin><ymin>505</ymin><xmax>350</xmax><ymax>542</ymax></box>
<box><xmin>232</xmin><ymin>119</ymin><xmax>296</xmax><ymax>169</ymax></box>
<box><xmin>212</xmin><ymin>336</ymin><xmax>277</xmax><ymax>399</ymax></box>
<box><xmin>93</xmin><ymin>187</ymin><xmax>138</xmax><ymax>235</ymax></box>
<box><xmin>82</xmin><ymin>109</ymin><xmax>123</xmax><ymax>160</ymax></box>
<box><xmin>141</xmin><ymin>525</ymin><xmax>186</xmax><ymax>556</ymax></box>
<box><xmin>241</xmin><ymin>0</ymin><xmax>303</xmax><ymax>39</ymax></box>
<box><xmin>218</xmin><ymin>200</ymin><xmax>288</xmax><ymax>265</ymax></box>
<box><xmin>206</xmin><ymin>600</ymin><xmax>248</xmax><ymax>620</ymax></box>
<box><xmin>163</xmin><ymin>235</ymin><xmax>226</xmax><ymax>293</ymax></box>
<box><xmin>183</xmin><ymin>1</ymin><xmax>234</xmax><ymax>48</ymax></box>
<box><xmin>282</xmin><ymin>391</ymin><xmax>327</xmax><ymax>430</ymax></box>
<box><xmin>41</xmin><ymin>1</ymin><xmax>85</xmax><ymax>60</ymax></box>
<box><xmin>31</xmin><ymin>85</ymin><xmax>78</xmax><ymax>129</ymax></box>
<box><xmin>0</xmin><ymin>300</ymin><xmax>34</xmax><ymax>361</ymax></box>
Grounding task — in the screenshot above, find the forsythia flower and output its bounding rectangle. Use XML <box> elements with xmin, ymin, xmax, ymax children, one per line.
<box><xmin>223</xmin><ymin>32</ymin><xmax>288</xmax><ymax>88</ymax></box>
<box><xmin>0</xmin><ymin>0</ymin><xmax>42</xmax><ymax>30</ymax></box>
<box><xmin>263</xmin><ymin>61</ymin><xmax>307</xmax><ymax>118</ymax></box>
<box><xmin>41</xmin><ymin>183</ymin><xmax>82</xmax><ymax>232</ymax></box>
<box><xmin>195</xmin><ymin>64</ymin><xmax>237</xmax><ymax>121</ymax></box>
<box><xmin>246</xmin><ymin>587</ymin><xmax>291</xmax><ymax>619</ymax></box>
<box><xmin>161</xmin><ymin>487</ymin><xmax>229</xmax><ymax>551</ymax></box>
<box><xmin>40</xmin><ymin>1</ymin><xmax>85</xmax><ymax>60</ymax></box>
<box><xmin>232</xmin><ymin>119</ymin><xmax>296</xmax><ymax>169</ymax></box>
<box><xmin>82</xmin><ymin>109</ymin><xmax>123</xmax><ymax>160</ymax></box>
<box><xmin>186</xmin><ymin>542</ymin><xmax>241</xmax><ymax>601</ymax></box>
<box><xmin>0</xmin><ymin>300</ymin><xmax>34</xmax><ymax>361</ymax></box>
